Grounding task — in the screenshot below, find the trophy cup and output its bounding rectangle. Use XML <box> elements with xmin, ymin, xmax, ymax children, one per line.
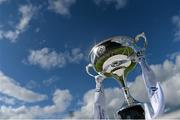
<box><xmin>86</xmin><ymin>32</ymin><xmax>147</xmax><ymax>119</ymax></box>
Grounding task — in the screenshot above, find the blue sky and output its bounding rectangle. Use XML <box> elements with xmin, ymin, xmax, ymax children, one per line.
<box><xmin>0</xmin><ymin>0</ymin><xmax>180</xmax><ymax>119</ymax></box>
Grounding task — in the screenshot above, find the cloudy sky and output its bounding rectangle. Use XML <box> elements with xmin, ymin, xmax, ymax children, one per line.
<box><xmin>0</xmin><ymin>0</ymin><xmax>180</xmax><ymax>119</ymax></box>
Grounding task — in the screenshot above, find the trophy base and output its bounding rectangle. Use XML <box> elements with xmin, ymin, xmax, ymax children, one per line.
<box><xmin>117</xmin><ymin>104</ymin><xmax>145</xmax><ymax>119</ymax></box>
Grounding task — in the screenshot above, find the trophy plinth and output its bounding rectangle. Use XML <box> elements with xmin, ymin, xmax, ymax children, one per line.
<box><xmin>117</xmin><ymin>103</ymin><xmax>145</xmax><ymax>119</ymax></box>
<box><xmin>86</xmin><ymin>33</ymin><xmax>147</xmax><ymax>119</ymax></box>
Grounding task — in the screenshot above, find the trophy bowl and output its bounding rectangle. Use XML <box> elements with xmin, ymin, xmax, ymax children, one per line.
<box><xmin>89</xmin><ymin>36</ymin><xmax>137</xmax><ymax>81</ymax></box>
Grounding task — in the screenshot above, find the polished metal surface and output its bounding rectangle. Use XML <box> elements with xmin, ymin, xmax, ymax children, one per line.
<box><xmin>86</xmin><ymin>32</ymin><xmax>147</xmax><ymax>119</ymax></box>
<box><xmin>89</xmin><ymin>36</ymin><xmax>136</xmax><ymax>78</ymax></box>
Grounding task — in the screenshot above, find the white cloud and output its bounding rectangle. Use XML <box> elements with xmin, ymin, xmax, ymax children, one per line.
<box><xmin>2</xmin><ymin>30</ymin><xmax>20</xmax><ymax>42</ymax></box>
<box><xmin>28</xmin><ymin>48</ymin><xmax>66</xmax><ymax>69</ymax></box>
<box><xmin>94</xmin><ymin>0</ymin><xmax>127</xmax><ymax>10</ymax></box>
<box><xmin>0</xmin><ymin>71</ymin><xmax>47</xmax><ymax>103</ymax></box>
<box><xmin>0</xmin><ymin>95</ymin><xmax>16</xmax><ymax>105</ymax></box>
<box><xmin>66</xmin><ymin>88</ymin><xmax>124</xmax><ymax>119</ymax></box>
<box><xmin>17</xmin><ymin>5</ymin><xmax>36</xmax><ymax>31</ymax></box>
<box><xmin>53</xmin><ymin>89</ymin><xmax>72</xmax><ymax>112</ymax></box>
<box><xmin>0</xmin><ymin>4</ymin><xmax>37</xmax><ymax>42</ymax></box>
<box><xmin>0</xmin><ymin>0</ymin><xmax>8</xmax><ymax>5</ymax></box>
<box><xmin>0</xmin><ymin>30</ymin><xmax>3</xmax><ymax>39</ymax></box>
<box><xmin>43</xmin><ymin>76</ymin><xmax>59</xmax><ymax>86</ymax></box>
<box><xmin>68</xmin><ymin>54</ymin><xmax>180</xmax><ymax>119</ymax></box>
<box><xmin>48</xmin><ymin>0</ymin><xmax>76</xmax><ymax>16</ymax></box>
<box><xmin>1</xmin><ymin>53</ymin><xmax>180</xmax><ymax>119</ymax></box>
<box><xmin>129</xmin><ymin>54</ymin><xmax>180</xmax><ymax>113</ymax></box>
<box><xmin>0</xmin><ymin>89</ymin><xmax>72</xmax><ymax>119</ymax></box>
<box><xmin>160</xmin><ymin>109</ymin><xmax>180</xmax><ymax>119</ymax></box>
<box><xmin>66</xmin><ymin>48</ymin><xmax>84</xmax><ymax>63</ymax></box>
<box><xmin>167</xmin><ymin>51</ymin><xmax>180</xmax><ymax>60</ymax></box>
<box><xmin>27</xmin><ymin>47</ymin><xmax>84</xmax><ymax>69</ymax></box>
<box><xmin>172</xmin><ymin>13</ymin><xmax>180</xmax><ymax>41</ymax></box>
<box><xmin>26</xmin><ymin>80</ymin><xmax>40</xmax><ymax>89</ymax></box>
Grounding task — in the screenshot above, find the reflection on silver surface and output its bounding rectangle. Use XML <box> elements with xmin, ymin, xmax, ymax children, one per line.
<box><xmin>86</xmin><ymin>32</ymin><xmax>147</xmax><ymax>119</ymax></box>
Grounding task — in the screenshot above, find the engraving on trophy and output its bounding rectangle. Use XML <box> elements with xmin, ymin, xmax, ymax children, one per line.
<box><xmin>102</xmin><ymin>55</ymin><xmax>131</xmax><ymax>77</ymax></box>
<box><xmin>97</xmin><ymin>45</ymin><xmax>106</xmax><ymax>57</ymax></box>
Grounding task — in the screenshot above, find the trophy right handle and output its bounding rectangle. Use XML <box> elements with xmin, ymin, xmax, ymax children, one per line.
<box><xmin>86</xmin><ymin>64</ymin><xmax>97</xmax><ymax>77</ymax></box>
<box><xmin>134</xmin><ymin>32</ymin><xmax>147</xmax><ymax>51</ymax></box>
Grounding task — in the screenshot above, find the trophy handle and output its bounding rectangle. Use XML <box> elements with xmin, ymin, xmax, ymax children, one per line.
<box><xmin>86</xmin><ymin>64</ymin><xmax>97</xmax><ymax>77</ymax></box>
<box><xmin>134</xmin><ymin>32</ymin><xmax>147</xmax><ymax>51</ymax></box>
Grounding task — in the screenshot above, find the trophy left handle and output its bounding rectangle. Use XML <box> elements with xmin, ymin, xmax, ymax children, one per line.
<box><xmin>86</xmin><ymin>64</ymin><xmax>97</xmax><ymax>77</ymax></box>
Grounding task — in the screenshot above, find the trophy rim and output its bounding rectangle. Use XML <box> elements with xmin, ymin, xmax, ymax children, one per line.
<box><xmin>88</xmin><ymin>35</ymin><xmax>134</xmax><ymax>59</ymax></box>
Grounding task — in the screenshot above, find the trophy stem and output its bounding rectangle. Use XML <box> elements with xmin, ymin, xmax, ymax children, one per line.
<box><xmin>117</xmin><ymin>74</ymin><xmax>134</xmax><ymax>106</ymax></box>
<box><xmin>122</xmin><ymin>87</ymin><xmax>134</xmax><ymax>106</ymax></box>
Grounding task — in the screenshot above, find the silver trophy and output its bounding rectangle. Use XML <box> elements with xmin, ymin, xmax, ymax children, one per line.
<box><xmin>86</xmin><ymin>32</ymin><xmax>147</xmax><ymax>119</ymax></box>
